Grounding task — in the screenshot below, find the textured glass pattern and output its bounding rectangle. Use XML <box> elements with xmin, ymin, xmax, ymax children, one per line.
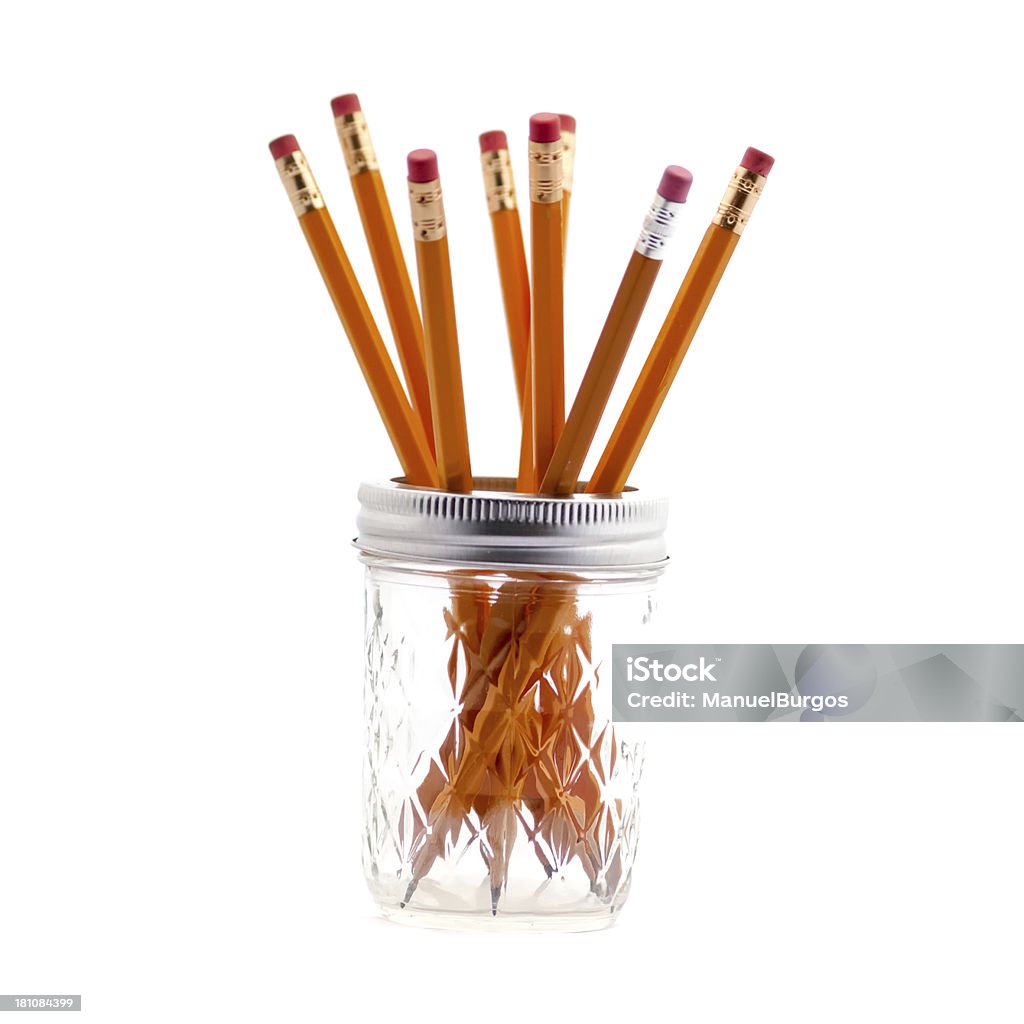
<box><xmin>363</xmin><ymin>565</ymin><xmax>655</xmax><ymax>929</ymax></box>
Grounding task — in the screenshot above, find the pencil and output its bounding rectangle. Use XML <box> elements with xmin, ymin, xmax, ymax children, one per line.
<box><xmin>515</xmin><ymin>370</ymin><xmax>537</xmax><ymax>490</ymax></box>
<box><xmin>587</xmin><ymin>147</ymin><xmax>775</xmax><ymax>493</ymax></box>
<box><xmin>540</xmin><ymin>166</ymin><xmax>693</xmax><ymax>494</ymax></box>
<box><xmin>527</xmin><ymin>113</ymin><xmax>565</xmax><ymax>488</ymax></box>
<box><xmin>269</xmin><ymin>135</ymin><xmax>437</xmax><ymax>487</ymax></box>
<box><xmin>514</xmin><ymin>114</ymin><xmax>573</xmax><ymax>492</ymax></box>
<box><xmin>558</xmin><ymin>113</ymin><xmax>576</xmax><ymax>252</ymax></box>
<box><xmin>331</xmin><ymin>94</ymin><xmax>435</xmax><ymax>454</ymax></box>
<box><xmin>407</xmin><ymin>149</ymin><xmax>473</xmax><ymax>492</ymax></box>
<box><xmin>479</xmin><ymin>130</ymin><xmax>530</xmax><ymax>410</ymax></box>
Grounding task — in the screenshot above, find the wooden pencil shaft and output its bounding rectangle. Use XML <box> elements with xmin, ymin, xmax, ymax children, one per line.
<box><xmin>516</xmin><ymin>353</ymin><xmax>536</xmax><ymax>491</ymax></box>
<box><xmin>414</xmin><ymin>234</ymin><xmax>473</xmax><ymax>492</ymax></box>
<box><xmin>349</xmin><ymin>170</ymin><xmax>435</xmax><ymax>453</ymax></box>
<box><xmin>540</xmin><ymin>250</ymin><xmax>662</xmax><ymax>494</ymax></box>
<box><xmin>530</xmin><ymin>198</ymin><xmax>564</xmax><ymax>485</ymax></box>
<box><xmin>560</xmin><ymin>122</ymin><xmax>575</xmax><ymax>251</ymax></box>
<box><xmin>586</xmin><ymin>223</ymin><xmax>740</xmax><ymax>493</ymax></box>
<box><xmin>520</xmin><ymin>186</ymin><xmax>570</xmax><ymax>493</ymax></box>
<box><xmin>488</xmin><ymin>207</ymin><xmax>530</xmax><ymax>409</ymax></box>
<box><xmin>297</xmin><ymin>207</ymin><xmax>438</xmax><ymax>487</ymax></box>
<box><xmin>560</xmin><ymin>129</ymin><xmax>576</xmax><ymax>195</ymax></box>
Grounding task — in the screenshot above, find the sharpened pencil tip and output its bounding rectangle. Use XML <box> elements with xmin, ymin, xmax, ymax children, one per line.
<box><xmin>490</xmin><ymin>885</ymin><xmax>502</xmax><ymax>915</ymax></box>
<box><xmin>402</xmin><ymin>880</ymin><xmax>418</xmax><ymax>908</ymax></box>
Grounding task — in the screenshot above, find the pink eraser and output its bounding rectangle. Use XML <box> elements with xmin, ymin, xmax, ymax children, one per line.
<box><xmin>407</xmin><ymin>149</ymin><xmax>439</xmax><ymax>182</ymax></box>
<box><xmin>268</xmin><ymin>134</ymin><xmax>300</xmax><ymax>159</ymax></box>
<box><xmin>740</xmin><ymin>147</ymin><xmax>775</xmax><ymax>176</ymax></box>
<box><xmin>479</xmin><ymin>130</ymin><xmax>508</xmax><ymax>153</ymax></box>
<box><xmin>529</xmin><ymin>113</ymin><xmax>561</xmax><ymax>143</ymax></box>
<box><xmin>558</xmin><ymin>113</ymin><xmax>576</xmax><ymax>134</ymax></box>
<box><xmin>330</xmin><ymin>93</ymin><xmax>361</xmax><ymax>117</ymax></box>
<box><xmin>657</xmin><ymin>165</ymin><xmax>693</xmax><ymax>203</ymax></box>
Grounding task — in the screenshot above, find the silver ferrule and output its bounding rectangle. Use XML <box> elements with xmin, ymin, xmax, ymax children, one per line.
<box><xmin>528</xmin><ymin>139</ymin><xmax>563</xmax><ymax>204</ymax></box>
<box><xmin>480</xmin><ymin>148</ymin><xmax>517</xmax><ymax>213</ymax></box>
<box><xmin>712</xmin><ymin>166</ymin><xmax>766</xmax><ymax>235</ymax></box>
<box><xmin>561</xmin><ymin>130</ymin><xmax>576</xmax><ymax>194</ymax></box>
<box><xmin>634</xmin><ymin>194</ymin><xmax>685</xmax><ymax>259</ymax></box>
<box><xmin>275</xmin><ymin>150</ymin><xmax>325</xmax><ymax>218</ymax></box>
<box><xmin>334</xmin><ymin>111</ymin><xmax>379</xmax><ymax>175</ymax></box>
<box><xmin>409</xmin><ymin>178</ymin><xmax>446</xmax><ymax>242</ymax></box>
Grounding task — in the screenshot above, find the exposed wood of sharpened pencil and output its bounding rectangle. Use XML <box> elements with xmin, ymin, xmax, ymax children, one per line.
<box><xmin>349</xmin><ymin>170</ymin><xmax>436</xmax><ymax>454</ymax></box>
<box><xmin>586</xmin><ymin>223</ymin><xmax>739</xmax><ymax>493</ymax></box>
<box><xmin>540</xmin><ymin>249</ymin><xmax>662</xmax><ymax>494</ymax></box>
<box><xmin>299</xmin><ymin>208</ymin><xmax>439</xmax><ymax>487</ymax></box>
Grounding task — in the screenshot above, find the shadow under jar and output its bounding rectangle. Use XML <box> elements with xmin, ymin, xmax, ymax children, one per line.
<box><xmin>356</xmin><ymin>478</ymin><xmax>668</xmax><ymax>932</ymax></box>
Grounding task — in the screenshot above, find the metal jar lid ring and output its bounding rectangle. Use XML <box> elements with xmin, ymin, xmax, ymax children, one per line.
<box><xmin>356</xmin><ymin>477</ymin><xmax>669</xmax><ymax>569</ymax></box>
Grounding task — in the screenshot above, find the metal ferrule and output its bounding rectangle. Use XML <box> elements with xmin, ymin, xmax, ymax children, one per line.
<box><xmin>561</xmin><ymin>130</ymin><xmax>576</xmax><ymax>194</ymax></box>
<box><xmin>408</xmin><ymin>178</ymin><xmax>446</xmax><ymax>242</ymax></box>
<box><xmin>480</xmin><ymin>148</ymin><xmax>517</xmax><ymax>213</ymax></box>
<box><xmin>274</xmin><ymin>150</ymin><xmax>325</xmax><ymax>218</ymax></box>
<box><xmin>634</xmin><ymin>194</ymin><xmax>685</xmax><ymax>260</ymax></box>
<box><xmin>528</xmin><ymin>139</ymin><xmax>563</xmax><ymax>204</ymax></box>
<box><xmin>334</xmin><ymin>111</ymin><xmax>379</xmax><ymax>175</ymax></box>
<box><xmin>712</xmin><ymin>165</ymin><xmax>767</xmax><ymax>235</ymax></box>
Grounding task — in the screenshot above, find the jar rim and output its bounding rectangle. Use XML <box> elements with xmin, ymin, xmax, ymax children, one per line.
<box><xmin>354</xmin><ymin>477</ymin><xmax>669</xmax><ymax>569</ymax></box>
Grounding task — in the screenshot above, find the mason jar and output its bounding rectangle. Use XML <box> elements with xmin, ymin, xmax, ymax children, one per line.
<box><xmin>355</xmin><ymin>478</ymin><xmax>668</xmax><ymax>932</ymax></box>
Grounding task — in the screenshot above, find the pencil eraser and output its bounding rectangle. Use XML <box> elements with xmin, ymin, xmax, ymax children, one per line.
<box><xmin>657</xmin><ymin>165</ymin><xmax>693</xmax><ymax>203</ymax></box>
<box><xmin>529</xmin><ymin>113</ymin><xmax>561</xmax><ymax>143</ymax></box>
<box><xmin>740</xmin><ymin>147</ymin><xmax>775</xmax><ymax>177</ymax></box>
<box><xmin>268</xmin><ymin>135</ymin><xmax>300</xmax><ymax>159</ymax></box>
<box><xmin>558</xmin><ymin>113</ymin><xmax>576</xmax><ymax>134</ymax></box>
<box><xmin>330</xmin><ymin>93</ymin><xmax>361</xmax><ymax>117</ymax></box>
<box><xmin>479</xmin><ymin>130</ymin><xmax>508</xmax><ymax>153</ymax></box>
<box><xmin>407</xmin><ymin>149</ymin><xmax>439</xmax><ymax>182</ymax></box>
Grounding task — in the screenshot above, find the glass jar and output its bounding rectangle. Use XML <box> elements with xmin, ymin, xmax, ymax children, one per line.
<box><xmin>356</xmin><ymin>478</ymin><xmax>668</xmax><ymax>932</ymax></box>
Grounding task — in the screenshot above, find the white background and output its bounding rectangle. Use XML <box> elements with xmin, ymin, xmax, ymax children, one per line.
<box><xmin>1</xmin><ymin>1</ymin><xmax>1021</xmax><ymax>1021</ymax></box>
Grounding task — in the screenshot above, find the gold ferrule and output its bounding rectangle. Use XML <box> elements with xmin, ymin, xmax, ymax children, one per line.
<box><xmin>560</xmin><ymin>130</ymin><xmax>576</xmax><ymax>194</ymax></box>
<box><xmin>275</xmin><ymin>150</ymin><xmax>325</xmax><ymax>217</ymax></box>
<box><xmin>480</xmin><ymin>148</ymin><xmax>517</xmax><ymax>213</ymax></box>
<box><xmin>712</xmin><ymin>166</ymin><xmax>766</xmax><ymax>235</ymax></box>
<box><xmin>408</xmin><ymin>178</ymin><xmax>446</xmax><ymax>242</ymax></box>
<box><xmin>528</xmin><ymin>138</ymin><xmax>563</xmax><ymax>204</ymax></box>
<box><xmin>334</xmin><ymin>111</ymin><xmax>379</xmax><ymax>175</ymax></box>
